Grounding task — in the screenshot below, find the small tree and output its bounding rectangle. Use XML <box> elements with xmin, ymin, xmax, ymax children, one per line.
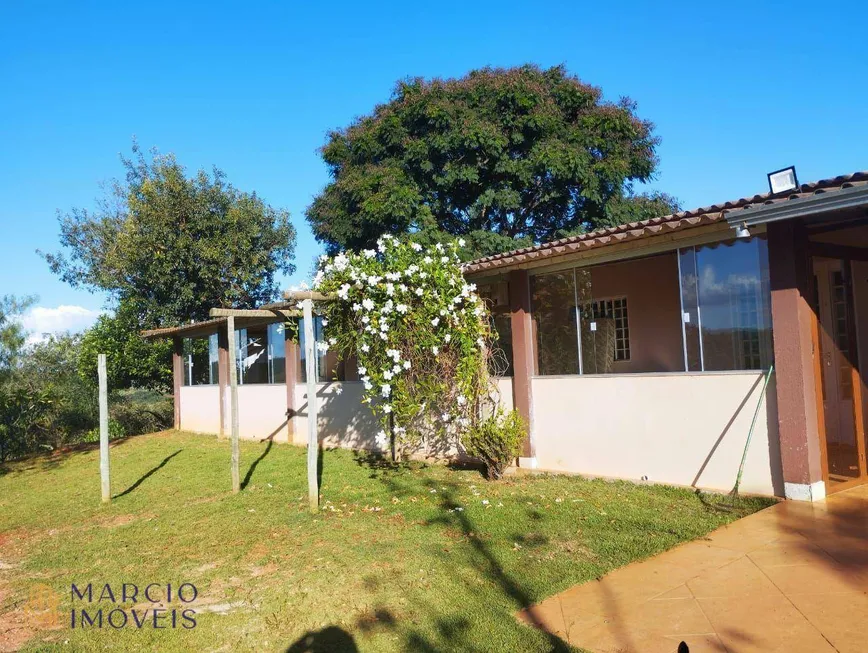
<box><xmin>314</xmin><ymin>236</ymin><xmax>491</xmax><ymax>457</ymax></box>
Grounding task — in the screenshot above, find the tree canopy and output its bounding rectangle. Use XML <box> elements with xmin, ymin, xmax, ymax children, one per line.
<box><xmin>42</xmin><ymin>143</ymin><xmax>297</xmax><ymax>326</ymax></box>
<box><xmin>42</xmin><ymin>144</ymin><xmax>296</xmax><ymax>389</ymax></box>
<box><xmin>307</xmin><ymin>65</ymin><xmax>677</xmax><ymax>259</ymax></box>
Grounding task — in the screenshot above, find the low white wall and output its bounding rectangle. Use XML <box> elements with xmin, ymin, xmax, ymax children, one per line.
<box><xmin>178</xmin><ymin>377</ymin><xmax>517</xmax><ymax>455</ymax></box>
<box><xmin>238</xmin><ymin>384</ymin><xmax>290</xmax><ymax>441</ymax></box>
<box><xmin>178</xmin><ymin>385</ymin><xmax>221</xmax><ymax>434</ymax></box>
<box><xmin>531</xmin><ymin>372</ymin><xmax>783</xmax><ymax>497</ymax></box>
<box><xmin>292</xmin><ymin>382</ymin><xmax>383</xmax><ymax>451</ymax></box>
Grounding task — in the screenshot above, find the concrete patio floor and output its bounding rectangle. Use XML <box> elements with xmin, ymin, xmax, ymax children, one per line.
<box><xmin>518</xmin><ymin>484</ymin><xmax>868</xmax><ymax>652</ymax></box>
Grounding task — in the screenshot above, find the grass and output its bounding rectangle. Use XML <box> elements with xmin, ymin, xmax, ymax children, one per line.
<box><xmin>0</xmin><ymin>431</ymin><xmax>774</xmax><ymax>652</ymax></box>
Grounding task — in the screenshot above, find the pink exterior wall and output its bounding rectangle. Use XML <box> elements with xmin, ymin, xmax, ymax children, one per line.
<box><xmin>532</xmin><ymin>372</ymin><xmax>782</xmax><ymax>496</ymax></box>
<box><xmin>589</xmin><ymin>253</ymin><xmax>684</xmax><ymax>374</ymax></box>
<box><xmin>178</xmin><ymin>386</ymin><xmax>221</xmax><ymax>434</ymax></box>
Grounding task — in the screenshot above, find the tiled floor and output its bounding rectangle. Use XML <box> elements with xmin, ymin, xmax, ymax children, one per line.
<box><xmin>518</xmin><ymin>485</ymin><xmax>868</xmax><ymax>652</ymax></box>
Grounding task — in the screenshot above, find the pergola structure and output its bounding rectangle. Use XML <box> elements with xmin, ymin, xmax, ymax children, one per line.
<box><xmin>143</xmin><ymin>291</ymin><xmax>334</xmax><ymax>512</ymax></box>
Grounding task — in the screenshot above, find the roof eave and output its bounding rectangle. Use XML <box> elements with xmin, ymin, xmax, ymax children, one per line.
<box><xmin>727</xmin><ymin>185</ymin><xmax>868</xmax><ymax>229</ymax></box>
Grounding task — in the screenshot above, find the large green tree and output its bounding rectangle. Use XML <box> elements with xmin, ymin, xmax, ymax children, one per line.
<box><xmin>42</xmin><ymin>143</ymin><xmax>297</xmax><ymax>325</ymax></box>
<box><xmin>307</xmin><ymin>65</ymin><xmax>678</xmax><ymax>259</ymax></box>
<box><xmin>42</xmin><ymin>144</ymin><xmax>297</xmax><ymax>388</ymax></box>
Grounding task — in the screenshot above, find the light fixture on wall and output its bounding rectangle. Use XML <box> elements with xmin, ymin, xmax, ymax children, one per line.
<box><xmin>735</xmin><ymin>222</ymin><xmax>751</xmax><ymax>239</ymax></box>
<box><xmin>767</xmin><ymin>166</ymin><xmax>799</xmax><ymax>194</ymax></box>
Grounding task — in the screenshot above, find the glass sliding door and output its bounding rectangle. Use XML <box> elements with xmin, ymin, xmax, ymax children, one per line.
<box><xmin>678</xmin><ymin>236</ymin><xmax>773</xmax><ymax>372</ymax></box>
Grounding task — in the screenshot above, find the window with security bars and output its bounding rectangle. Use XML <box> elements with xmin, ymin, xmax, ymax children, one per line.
<box><xmin>582</xmin><ymin>297</ymin><xmax>631</xmax><ymax>362</ymax></box>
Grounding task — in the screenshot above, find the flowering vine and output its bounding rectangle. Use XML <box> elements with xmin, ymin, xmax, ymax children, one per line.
<box><xmin>313</xmin><ymin>235</ymin><xmax>491</xmax><ymax>456</ymax></box>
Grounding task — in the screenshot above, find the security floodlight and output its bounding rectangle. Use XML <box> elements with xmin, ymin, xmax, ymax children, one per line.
<box><xmin>735</xmin><ymin>222</ymin><xmax>751</xmax><ymax>239</ymax></box>
<box><xmin>768</xmin><ymin>166</ymin><xmax>799</xmax><ymax>194</ymax></box>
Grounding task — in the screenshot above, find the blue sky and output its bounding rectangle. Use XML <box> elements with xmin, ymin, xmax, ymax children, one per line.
<box><xmin>1</xmin><ymin>1</ymin><xmax>865</xmax><ymax>336</ymax></box>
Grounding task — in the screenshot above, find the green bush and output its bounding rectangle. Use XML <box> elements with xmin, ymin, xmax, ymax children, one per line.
<box><xmin>463</xmin><ymin>409</ymin><xmax>525</xmax><ymax>480</ymax></box>
<box><xmin>110</xmin><ymin>389</ymin><xmax>173</xmax><ymax>436</ymax></box>
<box><xmin>82</xmin><ymin>419</ymin><xmax>125</xmax><ymax>444</ymax></box>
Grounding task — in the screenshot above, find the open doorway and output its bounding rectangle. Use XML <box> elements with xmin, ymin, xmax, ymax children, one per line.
<box><xmin>810</xmin><ymin>222</ymin><xmax>868</xmax><ymax>493</ymax></box>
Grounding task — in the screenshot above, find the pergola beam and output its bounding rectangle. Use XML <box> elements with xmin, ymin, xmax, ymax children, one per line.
<box><xmin>209</xmin><ymin>308</ymin><xmax>302</xmax><ymax>318</ymax></box>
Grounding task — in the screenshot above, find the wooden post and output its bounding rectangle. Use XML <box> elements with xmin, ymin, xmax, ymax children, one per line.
<box><xmin>285</xmin><ymin>330</ymin><xmax>299</xmax><ymax>443</ymax></box>
<box><xmin>172</xmin><ymin>337</ymin><xmax>183</xmax><ymax>429</ymax></box>
<box><xmin>508</xmin><ymin>269</ymin><xmax>536</xmax><ymax>463</ymax></box>
<box><xmin>217</xmin><ymin>329</ymin><xmax>229</xmax><ymax>438</ymax></box>
<box><xmin>303</xmin><ymin>299</ymin><xmax>319</xmax><ymax>513</ymax></box>
<box><xmin>227</xmin><ymin>316</ymin><xmax>240</xmax><ymax>493</ymax></box>
<box><xmin>98</xmin><ymin>354</ymin><xmax>111</xmax><ymax>503</ymax></box>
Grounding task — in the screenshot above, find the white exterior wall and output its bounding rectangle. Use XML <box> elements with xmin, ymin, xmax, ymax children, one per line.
<box><xmin>531</xmin><ymin>372</ymin><xmax>782</xmax><ymax>496</ymax></box>
<box><xmin>178</xmin><ymin>385</ymin><xmax>221</xmax><ymax>434</ymax></box>
<box><xmin>237</xmin><ymin>384</ymin><xmax>290</xmax><ymax>441</ymax></box>
<box><xmin>291</xmin><ymin>382</ymin><xmax>383</xmax><ymax>451</ymax></box>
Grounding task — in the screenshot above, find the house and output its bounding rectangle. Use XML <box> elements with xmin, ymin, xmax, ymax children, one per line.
<box><xmin>143</xmin><ymin>170</ymin><xmax>868</xmax><ymax>501</ymax></box>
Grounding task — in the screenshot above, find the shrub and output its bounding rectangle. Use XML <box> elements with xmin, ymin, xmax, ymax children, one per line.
<box><xmin>82</xmin><ymin>419</ymin><xmax>125</xmax><ymax>443</ymax></box>
<box><xmin>110</xmin><ymin>389</ymin><xmax>173</xmax><ymax>436</ymax></box>
<box><xmin>463</xmin><ymin>409</ymin><xmax>525</xmax><ymax>480</ymax></box>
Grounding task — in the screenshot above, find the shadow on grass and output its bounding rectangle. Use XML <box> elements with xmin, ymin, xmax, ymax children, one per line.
<box><xmin>350</xmin><ymin>460</ymin><xmax>572</xmax><ymax>651</ymax></box>
<box><xmin>242</xmin><ymin>435</ymin><xmax>277</xmax><ymax>490</ymax></box>
<box><xmin>114</xmin><ymin>449</ymin><xmax>183</xmax><ymax>498</ymax></box>
<box><xmin>0</xmin><ymin>436</ymin><xmax>138</xmax><ymax>477</ymax></box>
<box><xmin>285</xmin><ymin>625</ymin><xmax>359</xmax><ymax>652</ymax></box>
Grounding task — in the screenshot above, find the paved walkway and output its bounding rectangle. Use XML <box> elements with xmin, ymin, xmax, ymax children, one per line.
<box><xmin>519</xmin><ymin>485</ymin><xmax>868</xmax><ymax>652</ymax></box>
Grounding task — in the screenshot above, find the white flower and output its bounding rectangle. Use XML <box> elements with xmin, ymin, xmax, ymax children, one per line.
<box><xmin>423</xmin><ymin>256</ymin><xmax>433</xmax><ymax>264</ymax></box>
<box><xmin>363</xmin><ymin>249</ymin><xmax>376</xmax><ymax>258</ymax></box>
<box><xmin>419</xmin><ymin>272</ymin><xmax>428</xmax><ymax>279</ymax></box>
<box><xmin>403</xmin><ymin>360</ymin><xmax>411</xmax><ymax>369</ymax></box>
<box><xmin>415</xmin><ymin>288</ymin><xmax>424</xmax><ymax>296</ymax></box>
<box><xmin>477</xmin><ymin>337</ymin><xmax>486</xmax><ymax>348</ymax></box>
<box><xmin>399</xmin><ymin>284</ymin><xmax>408</xmax><ymax>292</ymax></box>
<box><xmin>352</xmin><ymin>303</ymin><xmax>361</xmax><ymax>311</ymax></box>
<box><xmin>432</xmin><ymin>346</ymin><xmax>439</xmax><ymax>355</ymax></box>
<box><xmin>381</xmin><ymin>384</ymin><xmax>391</xmax><ymax>397</ymax></box>
<box><xmin>362</xmin><ymin>315</ymin><xmax>370</xmax><ymax>324</ymax></box>
<box><xmin>377</xmin><ymin>239</ymin><xmax>386</xmax><ymax>253</ymax></box>
<box><xmin>457</xmin><ymin>395</ymin><xmax>467</xmax><ymax>406</ymax></box>
<box><xmin>458</xmin><ymin>238</ymin><xmax>466</xmax><ymax>247</ymax></box>
<box><xmin>376</xmin><ymin>430</ymin><xmax>388</xmax><ymax>446</ymax></box>
<box><xmin>382</xmin><ymin>404</ymin><xmax>392</xmax><ymax>414</ymax></box>
<box><xmin>444</xmin><ymin>334</ymin><xmax>452</xmax><ymax>343</ymax></box>
<box><xmin>396</xmin><ymin>303</ymin><xmax>409</xmax><ymax>314</ymax></box>
<box><xmin>367</xmin><ymin>275</ymin><xmax>381</xmax><ymax>286</ymax></box>
<box><xmin>328</xmin><ymin>337</ymin><xmax>337</xmax><ymax>346</ymax></box>
<box><xmin>358</xmin><ymin>366</ymin><xmax>367</xmax><ymax>375</ymax></box>
<box><xmin>316</xmin><ymin>341</ymin><xmax>330</xmax><ymax>353</ymax></box>
<box><xmin>482</xmin><ymin>499</ymin><xmax>489</xmax><ymax>505</ymax></box>
<box><xmin>411</xmin><ymin>242</ymin><xmax>423</xmax><ymax>252</ymax></box>
<box><xmin>361</xmin><ymin>343</ymin><xmax>370</xmax><ymax>353</ymax></box>
<box><xmin>337</xmin><ymin>283</ymin><xmax>351</xmax><ymax>299</ymax></box>
<box><xmin>434</xmin><ymin>243</ymin><xmax>444</xmax><ymax>252</ymax></box>
<box><xmin>431</xmin><ymin>317</ymin><xmax>440</xmax><ymax>327</ymax></box>
<box><xmin>383</xmin><ymin>370</ymin><xmax>394</xmax><ymax>381</ymax></box>
<box><xmin>364</xmin><ymin>381</ymin><xmax>373</xmax><ymax>391</ymax></box>
<box><xmin>334</xmin><ymin>386</ymin><xmax>343</xmax><ymax>395</ymax></box>
<box><xmin>440</xmin><ymin>309</ymin><xmax>447</xmax><ymax>316</ymax></box>
<box><xmin>333</xmin><ymin>252</ymin><xmax>349</xmax><ymax>271</ymax></box>
<box><xmin>441</xmin><ymin>413</ymin><xmax>451</xmax><ymax>422</ymax></box>
<box><xmin>362</xmin><ymin>298</ymin><xmax>375</xmax><ymax>311</ymax></box>
<box><xmin>392</xmin><ymin>364</ymin><xmax>401</xmax><ymax>374</ymax></box>
<box><xmin>322</xmin><ymin>318</ymin><xmax>329</xmax><ymax>326</ymax></box>
<box><xmin>379</xmin><ymin>332</ymin><xmax>387</xmax><ymax>340</ymax></box>
<box><xmin>440</xmin><ymin>256</ymin><xmax>449</xmax><ymax>263</ymax></box>
<box><xmin>386</xmin><ymin>283</ymin><xmax>394</xmax><ymax>296</ymax></box>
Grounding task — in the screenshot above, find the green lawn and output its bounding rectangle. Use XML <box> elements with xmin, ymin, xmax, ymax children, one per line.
<box><xmin>0</xmin><ymin>431</ymin><xmax>773</xmax><ymax>652</ymax></box>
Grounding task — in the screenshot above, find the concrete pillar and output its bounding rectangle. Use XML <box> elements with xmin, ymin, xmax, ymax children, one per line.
<box><xmin>172</xmin><ymin>337</ymin><xmax>183</xmax><ymax>430</ymax></box>
<box><xmin>768</xmin><ymin>220</ymin><xmax>825</xmax><ymax>500</ymax></box>
<box><xmin>508</xmin><ymin>269</ymin><xmax>536</xmax><ymax>465</ymax></box>
<box><xmin>285</xmin><ymin>333</ymin><xmax>299</xmax><ymax>444</ymax></box>
<box><xmin>218</xmin><ymin>329</ymin><xmax>229</xmax><ymax>438</ymax></box>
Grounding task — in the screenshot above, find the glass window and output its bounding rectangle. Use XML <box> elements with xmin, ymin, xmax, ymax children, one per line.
<box><xmin>491</xmin><ymin>313</ymin><xmax>514</xmax><ymax>377</ymax></box>
<box><xmin>297</xmin><ymin>317</ymin><xmax>345</xmax><ymax>383</ymax></box>
<box><xmin>208</xmin><ymin>333</ymin><xmax>219</xmax><ymax>384</ymax></box>
<box><xmin>579</xmin><ymin>297</ymin><xmax>630</xmax><ymax>374</ymax></box>
<box><xmin>183</xmin><ymin>337</ymin><xmax>211</xmax><ymax>386</ymax></box>
<box><xmin>678</xmin><ymin>236</ymin><xmax>773</xmax><ymax>371</ymax></box>
<box><xmin>531</xmin><ymin>271</ymin><xmax>583</xmax><ymax>375</ymax></box>
<box><xmin>238</xmin><ymin>326</ymin><xmax>269</xmax><ymax>384</ymax></box>
<box><xmin>268</xmin><ymin>322</ymin><xmax>286</xmax><ymax>384</ymax></box>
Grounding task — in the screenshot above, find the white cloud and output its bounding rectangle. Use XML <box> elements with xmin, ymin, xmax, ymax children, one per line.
<box><xmin>21</xmin><ymin>305</ymin><xmax>104</xmax><ymax>345</ymax></box>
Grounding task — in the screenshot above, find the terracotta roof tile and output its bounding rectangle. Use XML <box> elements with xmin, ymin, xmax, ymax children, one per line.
<box><xmin>462</xmin><ymin>171</ymin><xmax>868</xmax><ymax>274</ymax></box>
